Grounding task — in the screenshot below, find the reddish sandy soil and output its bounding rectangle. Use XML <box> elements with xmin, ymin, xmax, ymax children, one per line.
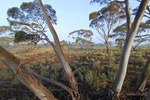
<box><xmin>16</xmin><ymin>48</ymin><xmax>52</xmax><ymax>56</ymax></box>
<box><xmin>0</xmin><ymin>48</ymin><xmax>53</xmax><ymax>68</ymax></box>
<box><xmin>0</xmin><ymin>48</ymin><xmax>77</xmax><ymax>68</ymax></box>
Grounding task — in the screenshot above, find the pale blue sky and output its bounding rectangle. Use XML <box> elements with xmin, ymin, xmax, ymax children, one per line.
<box><xmin>0</xmin><ymin>0</ymin><xmax>101</xmax><ymax>43</ymax></box>
<box><xmin>46</xmin><ymin>0</ymin><xmax>102</xmax><ymax>43</ymax></box>
<box><xmin>0</xmin><ymin>0</ymin><xmax>141</xmax><ymax>43</ymax></box>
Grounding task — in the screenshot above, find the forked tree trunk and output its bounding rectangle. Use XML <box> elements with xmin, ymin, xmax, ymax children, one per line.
<box><xmin>135</xmin><ymin>57</ymin><xmax>150</xmax><ymax>92</ymax></box>
<box><xmin>112</xmin><ymin>0</ymin><xmax>149</xmax><ymax>96</ymax></box>
<box><xmin>36</xmin><ymin>0</ymin><xmax>79</xmax><ymax>99</ymax></box>
<box><xmin>0</xmin><ymin>45</ymin><xmax>56</xmax><ymax>100</ymax></box>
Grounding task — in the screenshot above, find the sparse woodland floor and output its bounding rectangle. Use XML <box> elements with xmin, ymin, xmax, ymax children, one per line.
<box><xmin>0</xmin><ymin>46</ymin><xmax>149</xmax><ymax>100</ymax></box>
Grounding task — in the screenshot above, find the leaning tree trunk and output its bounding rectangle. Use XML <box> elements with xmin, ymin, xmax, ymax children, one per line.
<box><xmin>112</xmin><ymin>0</ymin><xmax>149</xmax><ymax>97</ymax></box>
<box><xmin>135</xmin><ymin>57</ymin><xmax>150</xmax><ymax>92</ymax></box>
<box><xmin>36</xmin><ymin>0</ymin><xmax>79</xmax><ymax>99</ymax></box>
<box><xmin>0</xmin><ymin>45</ymin><xmax>56</xmax><ymax>100</ymax></box>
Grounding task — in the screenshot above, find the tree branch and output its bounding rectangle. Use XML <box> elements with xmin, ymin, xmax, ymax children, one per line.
<box><xmin>125</xmin><ymin>0</ymin><xmax>131</xmax><ymax>34</ymax></box>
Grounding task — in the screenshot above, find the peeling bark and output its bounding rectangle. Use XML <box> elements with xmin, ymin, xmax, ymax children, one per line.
<box><xmin>0</xmin><ymin>45</ymin><xmax>56</xmax><ymax>100</ymax></box>
<box><xmin>36</xmin><ymin>0</ymin><xmax>79</xmax><ymax>99</ymax></box>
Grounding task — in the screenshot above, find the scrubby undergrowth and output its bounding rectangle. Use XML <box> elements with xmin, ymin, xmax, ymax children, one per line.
<box><xmin>0</xmin><ymin>47</ymin><xmax>149</xmax><ymax>100</ymax></box>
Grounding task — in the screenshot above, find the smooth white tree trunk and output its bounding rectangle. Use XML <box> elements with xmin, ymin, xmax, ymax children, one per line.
<box><xmin>36</xmin><ymin>0</ymin><xmax>79</xmax><ymax>99</ymax></box>
<box><xmin>113</xmin><ymin>0</ymin><xmax>149</xmax><ymax>94</ymax></box>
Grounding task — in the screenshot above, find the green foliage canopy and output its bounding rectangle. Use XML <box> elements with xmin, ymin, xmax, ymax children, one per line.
<box><xmin>14</xmin><ymin>31</ymin><xmax>40</xmax><ymax>43</ymax></box>
<box><xmin>7</xmin><ymin>2</ymin><xmax>57</xmax><ymax>25</ymax></box>
<box><xmin>89</xmin><ymin>1</ymin><xmax>125</xmax><ymax>52</ymax></box>
<box><xmin>113</xmin><ymin>22</ymin><xmax>150</xmax><ymax>38</ymax></box>
<box><xmin>69</xmin><ymin>29</ymin><xmax>93</xmax><ymax>46</ymax></box>
<box><xmin>7</xmin><ymin>1</ymin><xmax>57</xmax><ymax>43</ymax></box>
<box><xmin>113</xmin><ymin>22</ymin><xmax>150</xmax><ymax>48</ymax></box>
<box><xmin>89</xmin><ymin>1</ymin><xmax>125</xmax><ymax>29</ymax></box>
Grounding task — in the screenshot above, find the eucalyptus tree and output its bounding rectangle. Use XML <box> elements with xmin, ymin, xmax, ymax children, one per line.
<box><xmin>112</xmin><ymin>0</ymin><xmax>149</xmax><ymax>98</ymax></box>
<box><xmin>132</xmin><ymin>3</ymin><xmax>150</xmax><ymax>97</ymax></box>
<box><xmin>6</xmin><ymin>1</ymin><xmax>80</xmax><ymax>99</ymax></box>
<box><xmin>68</xmin><ymin>29</ymin><xmax>93</xmax><ymax>48</ymax></box>
<box><xmin>0</xmin><ymin>4</ymin><xmax>58</xmax><ymax>99</ymax></box>
<box><xmin>37</xmin><ymin>0</ymin><xmax>80</xmax><ymax>99</ymax></box>
<box><xmin>7</xmin><ymin>1</ymin><xmax>57</xmax><ymax>50</ymax></box>
<box><xmin>60</xmin><ymin>40</ymin><xmax>70</xmax><ymax>49</ymax></box>
<box><xmin>90</xmin><ymin>0</ymin><xmax>149</xmax><ymax>99</ymax></box>
<box><xmin>89</xmin><ymin>1</ymin><xmax>125</xmax><ymax>53</ymax></box>
<box><xmin>113</xmin><ymin>22</ymin><xmax>150</xmax><ymax>50</ymax></box>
